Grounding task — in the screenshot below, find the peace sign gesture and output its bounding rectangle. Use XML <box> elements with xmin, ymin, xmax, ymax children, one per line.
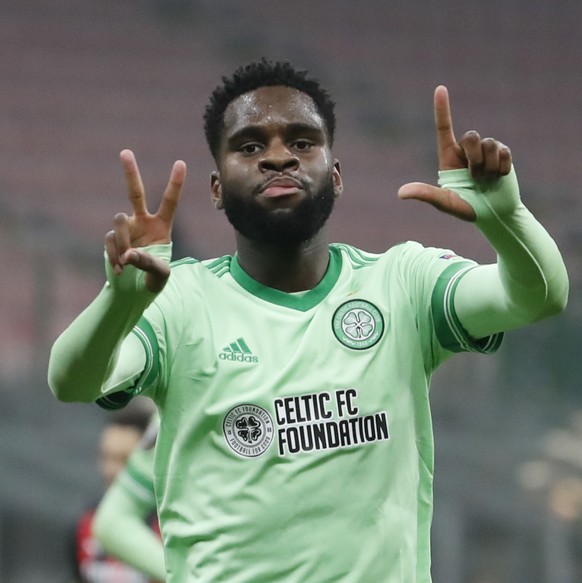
<box><xmin>398</xmin><ymin>86</ymin><xmax>512</xmax><ymax>221</ymax></box>
<box><xmin>105</xmin><ymin>149</ymin><xmax>187</xmax><ymax>293</ymax></box>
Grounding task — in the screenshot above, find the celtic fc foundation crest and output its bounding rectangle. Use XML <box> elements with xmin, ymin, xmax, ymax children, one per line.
<box><xmin>223</xmin><ymin>404</ymin><xmax>274</xmax><ymax>458</ymax></box>
<box><xmin>332</xmin><ymin>299</ymin><xmax>384</xmax><ymax>350</ymax></box>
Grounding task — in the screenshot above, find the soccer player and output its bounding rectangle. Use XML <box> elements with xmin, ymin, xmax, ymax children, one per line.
<box><xmin>72</xmin><ymin>402</ymin><xmax>158</xmax><ymax>583</ymax></box>
<box><xmin>93</xmin><ymin>416</ymin><xmax>165</xmax><ymax>582</ymax></box>
<box><xmin>49</xmin><ymin>59</ymin><xmax>568</xmax><ymax>582</ymax></box>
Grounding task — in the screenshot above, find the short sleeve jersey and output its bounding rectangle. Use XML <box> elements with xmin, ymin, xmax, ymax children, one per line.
<box><xmin>120</xmin><ymin>242</ymin><xmax>502</xmax><ymax>583</ymax></box>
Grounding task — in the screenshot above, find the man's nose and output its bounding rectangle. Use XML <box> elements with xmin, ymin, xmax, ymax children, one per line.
<box><xmin>259</xmin><ymin>142</ymin><xmax>299</xmax><ymax>173</ymax></box>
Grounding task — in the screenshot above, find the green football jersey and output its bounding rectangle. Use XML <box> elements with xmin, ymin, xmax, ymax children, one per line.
<box><xmin>126</xmin><ymin>242</ymin><xmax>502</xmax><ymax>583</ymax></box>
<box><xmin>117</xmin><ymin>448</ymin><xmax>156</xmax><ymax>511</ymax></box>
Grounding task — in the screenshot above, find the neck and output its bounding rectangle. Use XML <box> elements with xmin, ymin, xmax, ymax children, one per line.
<box><xmin>235</xmin><ymin>231</ymin><xmax>331</xmax><ymax>292</ymax></box>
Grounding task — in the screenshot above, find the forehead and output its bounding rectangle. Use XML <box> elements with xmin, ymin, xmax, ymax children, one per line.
<box><xmin>223</xmin><ymin>85</ymin><xmax>325</xmax><ymax>136</ymax></box>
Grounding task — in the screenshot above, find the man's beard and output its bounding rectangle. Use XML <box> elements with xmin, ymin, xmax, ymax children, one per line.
<box><xmin>221</xmin><ymin>175</ymin><xmax>336</xmax><ymax>246</ymax></box>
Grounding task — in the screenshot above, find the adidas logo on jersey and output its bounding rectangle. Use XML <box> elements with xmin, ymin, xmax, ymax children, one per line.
<box><xmin>219</xmin><ymin>337</ymin><xmax>259</xmax><ymax>363</ymax></box>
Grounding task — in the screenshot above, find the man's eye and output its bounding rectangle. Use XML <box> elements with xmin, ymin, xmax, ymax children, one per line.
<box><xmin>240</xmin><ymin>143</ymin><xmax>261</xmax><ymax>155</ymax></box>
<box><xmin>293</xmin><ymin>140</ymin><xmax>313</xmax><ymax>151</ymax></box>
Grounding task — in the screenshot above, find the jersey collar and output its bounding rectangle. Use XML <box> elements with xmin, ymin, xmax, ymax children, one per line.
<box><xmin>230</xmin><ymin>246</ymin><xmax>342</xmax><ymax>312</ymax></box>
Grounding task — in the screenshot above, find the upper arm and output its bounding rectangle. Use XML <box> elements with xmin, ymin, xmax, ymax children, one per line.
<box><xmin>395</xmin><ymin>243</ymin><xmax>503</xmax><ymax>369</ymax></box>
<box><xmin>454</xmin><ymin>261</ymin><xmax>564</xmax><ymax>340</ymax></box>
<box><xmin>102</xmin><ymin>333</ymin><xmax>147</xmax><ymax>394</ymax></box>
<box><xmin>95</xmin><ymin>333</ymin><xmax>148</xmax><ymax>410</ymax></box>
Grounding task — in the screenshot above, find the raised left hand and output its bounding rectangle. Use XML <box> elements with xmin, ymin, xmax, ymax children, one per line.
<box><xmin>398</xmin><ymin>86</ymin><xmax>512</xmax><ymax>221</ymax></box>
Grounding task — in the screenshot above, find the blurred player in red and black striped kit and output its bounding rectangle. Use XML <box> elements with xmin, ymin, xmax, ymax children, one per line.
<box><xmin>70</xmin><ymin>401</ymin><xmax>160</xmax><ymax>583</ymax></box>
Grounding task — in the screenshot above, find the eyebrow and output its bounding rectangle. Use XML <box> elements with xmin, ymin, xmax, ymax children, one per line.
<box><xmin>227</xmin><ymin>122</ymin><xmax>326</xmax><ymax>146</ymax></box>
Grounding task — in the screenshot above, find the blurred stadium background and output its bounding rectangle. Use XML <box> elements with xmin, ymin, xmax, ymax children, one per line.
<box><xmin>1</xmin><ymin>1</ymin><xmax>581</xmax><ymax>581</ymax></box>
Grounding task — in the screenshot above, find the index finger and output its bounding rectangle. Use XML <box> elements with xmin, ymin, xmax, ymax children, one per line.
<box><xmin>434</xmin><ymin>86</ymin><xmax>458</xmax><ymax>165</ymax></box>
<box><xmin>156</xmin><ymin>160</ymin><xmax>187</xmax><ymax>224</ymax></box>
<box><xmin>120</xmin><ymin>149</ymin><xmax>148</xmax><ymax>216</ymax></box>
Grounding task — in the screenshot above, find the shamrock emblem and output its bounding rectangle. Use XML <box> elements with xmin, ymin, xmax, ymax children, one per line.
<box><xmin>343</xmin><ymin>309</ymin><xmax>374</xmax><ymax>340</ymax></box>
<box><xmin>235</xmin><ymin>415</ymin><xmax>262</xmax><ymax>444</ymax></box>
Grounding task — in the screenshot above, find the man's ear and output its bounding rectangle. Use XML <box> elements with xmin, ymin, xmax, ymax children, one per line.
<box><xmin>333</xmin><ymin>159</ymin><xmax>343</xmax><ymax>198</ymax></box>
<box><xmin>210</xmin><ymin>171</ymin><xmax>224</xmax><ymax>210</ymax></box>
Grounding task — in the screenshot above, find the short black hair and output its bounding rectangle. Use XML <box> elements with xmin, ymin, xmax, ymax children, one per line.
<box><xmin>106</xmin><ymin>398</ymin><xmax>153</xmax><ymax>434</ymax></box>
<box><xmin>203</xmin><ymin>58</ymin><xmax>336</xmax><ymax>160</ymax></box>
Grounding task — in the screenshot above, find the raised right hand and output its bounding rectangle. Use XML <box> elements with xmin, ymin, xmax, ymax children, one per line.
<box><xmin>105</xmin><ymin>149</ymin><xmax>187</xmax><ymax>293</ymax></box>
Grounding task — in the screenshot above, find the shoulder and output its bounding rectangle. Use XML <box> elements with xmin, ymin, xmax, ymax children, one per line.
<box><xmin>169</xmin><ymin>254</ymin><xmax>233</xmax><ymax>278</ymax></box>
<box><xmin>150</xmin><ymin>254</ymin><xmax>236</xmax><ymax>317</ymax></box>
<box><xmin>331</xmin><ymin>241</ymin><xmax>427</xmax><ymax>270</ymax></box>
<box><xmin>161</xmin><ymin>254</ymin><xmax>234</xmax><ymax>296</ymax></box>
<box><xmin>331</xmin><ymin>242</ymin><xmax>384</xmax><ymax>268</ymax></box>
<box><xmin>382</xmin><ymin>241</ymin><xmax>471</xmax><ymax>267</ymax></box>
<box><xmin>332</xmin><ymin>241</ymin><xmax>474</xmax><ymax>287</ymax></box>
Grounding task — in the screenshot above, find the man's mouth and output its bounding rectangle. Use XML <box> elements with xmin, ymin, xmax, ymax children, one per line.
<box><xmin>259</xmin><ymin>177</ymin><xmax>303</xmax><ymax>198</ymax></box>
